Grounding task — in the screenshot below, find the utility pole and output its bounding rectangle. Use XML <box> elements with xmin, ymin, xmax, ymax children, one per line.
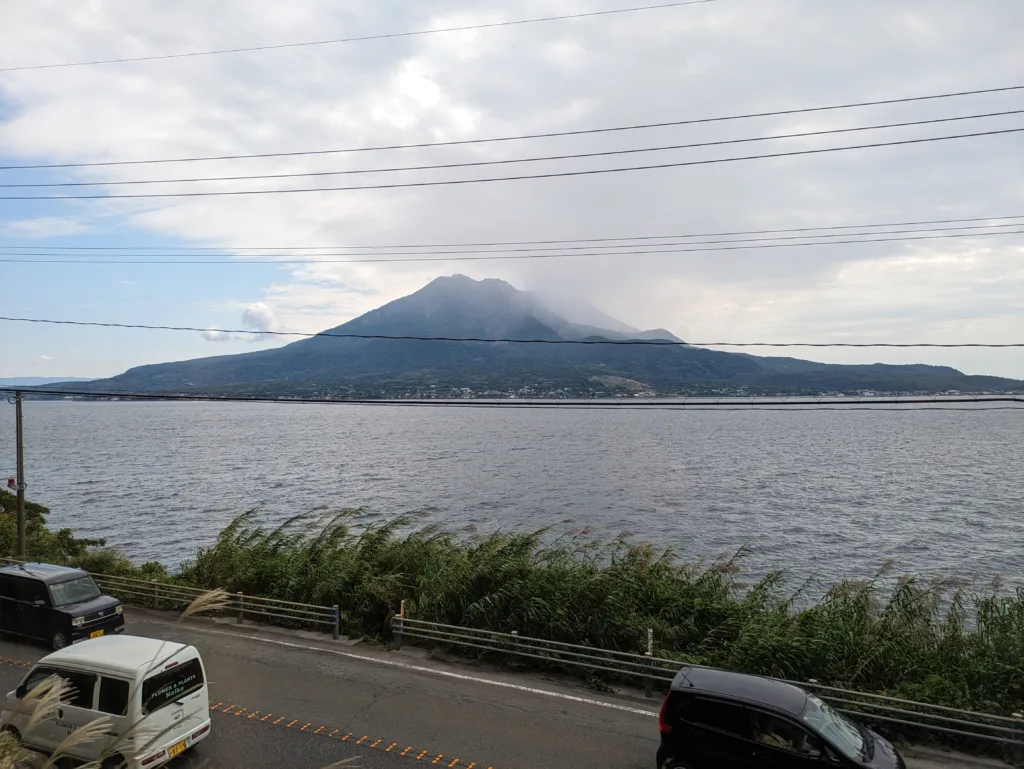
<box><xmin>14</xmin><ymin>391</ymin><xmax>25</xmax><ymax>560</ymax></box>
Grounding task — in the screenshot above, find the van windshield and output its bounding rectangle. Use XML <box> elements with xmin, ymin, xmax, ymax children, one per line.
<box><xmin>801</xmin><ymin>693</ymin><xmax>866</xmax><ymax>761</ymax></box>
<box><xmin>48</xmin><ymin>576</ymin><xmax>101</xmax><ymax>607</ymax></box>
<box><xmin>142</xmin><ymin>658</ymin><xmax>204</xmax><ymax>714</ymax></box>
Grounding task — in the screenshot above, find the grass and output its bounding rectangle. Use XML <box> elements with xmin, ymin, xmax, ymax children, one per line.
<box><xmin>5</xmin><ymin>491</ymin><xmax>1024</xmax><ymax>729</ymax></box>
<box><xmin>161</xmin><ymin>510</ymin><xmax>1024</xmax><ymax>719</ymax></box>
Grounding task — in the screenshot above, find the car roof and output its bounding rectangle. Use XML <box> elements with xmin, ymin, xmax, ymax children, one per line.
<box><xmin>671</xmin><ymin>665</ymin><xmax>808</xmax><ymax>717</ymax></box>
<box><xmin>0</xmin><ymin>562</ymin><xmax>89</xmax><ymax>584</ymax></box>
<box><xmin>40</xmin><ymin>635</ymin><xmax>193</xmax><ymax>678</ymax></box>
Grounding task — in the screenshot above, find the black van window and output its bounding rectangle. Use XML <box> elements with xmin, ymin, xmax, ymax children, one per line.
<box><xmin>0</xmin><ymin>576</ymin><xmax>34</xmax><ymax>603</ymax></box>
<box><xmin>55</xmin><ymin>669</ymin><xmax>97</xmax><ymax>708</ymax></box>
<box><xmin>22</xmin><ymin>579</ymin><xmax>48</xmax><ymax>605</ymax></box>
<box><xmin>688</xmin><ymin>698</ymin><xmax>751</xmax><ymax>739</ymax></box>
<box><xmin>0</xmin><ymin>576</ymin><xmax>18</xmax><ymax>600</ymax></box>
<box><xmin>98</xmin><ymin>677</ymin><xmax>130</xmax><ymax>716</ymax></box>
<box><xmin>142</xmin><ymin>658</ymin><xmax>204</xmax><ymax>714</ymax></box>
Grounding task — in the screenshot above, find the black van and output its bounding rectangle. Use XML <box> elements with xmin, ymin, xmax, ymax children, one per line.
<box><xmin>658</xmin><ymin>666</ymin><xmax>906</xmax><ymax>769</ymax></box>
<box><xmin>0</xmin><ymin>563</ymin><xmax>124</xmax><ymax>650</ymax></box>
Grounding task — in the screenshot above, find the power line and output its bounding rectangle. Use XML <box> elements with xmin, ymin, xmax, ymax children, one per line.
<box><xmin>5</xmin><ymin>224</ymin><xmax>1022</xmax><ymax>257</ymax></box>
<box><xmin>6</xmin><ymin>111</ymin><xmax>1021</xmax><ymax>189</ymax></box>
<box><xmin>5</xmin><ymin>128</ymin><xmax>1021</xmax><ymax>201</ymax></box>
<box><xmin>2</xmin><ymin>215</ymin><xmax>1021</xmax><ymax>251</ymax></box>
<box><xmin>1</xmin><ymin>387</ymin><xmax>1020</xmax><ymax>410</ymax></box>
<box><xmin>2</xmin><ymin>84</ymin><xmax>1021</xmax><ymax>171</ymax></box>
<box><xmin>0</xmin><ymin>316</ymin><xmax>1020</xmax><ymax>347</ymax></box>
<box><xmin>4</xmin><ymin>229</ymin><xmax>1022</xmax><ymax>265</ymax></box>
<box><xmin>0</xmin><ymin>1</ymin><xmax>715</xmax><ymax>73</ymax></box>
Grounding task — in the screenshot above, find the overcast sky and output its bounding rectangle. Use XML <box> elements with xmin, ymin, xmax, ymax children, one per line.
<box><xmin>0</xmin><ymin>0</ymin><xmax>1022</xmax><ymax>380</ymax></box>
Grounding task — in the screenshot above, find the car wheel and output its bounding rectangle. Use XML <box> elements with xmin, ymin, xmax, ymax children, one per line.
<box><xmin>51</xmin><ymin>631</ymin><xmax>67</xmax><ymax>650</ymax></box>
<box><xmin>1</xmin><ymin>725</ymin><xmax>20</xmax><ymax>741</ymax></box>
<box><xmin>100</xmin><ymin>754</ymin><xmax>127</xmax><ymax>769</ymax></box>
<box><xmin>661</xmin><ymin>760</ymin><xmax>694</xmax><ymax>769</ymax></box>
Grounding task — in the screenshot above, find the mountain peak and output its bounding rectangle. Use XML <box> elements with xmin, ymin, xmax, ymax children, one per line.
<box><xmin>51</xmin><ymin>274</ymin><xmax>1020</xmax><ymax>398</ymax></box>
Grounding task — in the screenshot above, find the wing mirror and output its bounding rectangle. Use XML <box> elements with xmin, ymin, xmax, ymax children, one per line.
<box><xmin>15</xmin><ymin>684</ymin><xmax>26</xmax><ymax>699</ymax></box>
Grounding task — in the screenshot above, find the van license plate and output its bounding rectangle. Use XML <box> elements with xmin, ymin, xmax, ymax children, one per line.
<box><xmin>89</xmin><ymin>629</ymin><xmax>104</xmax><ymax>639</ymax></box>
<box><xmin>168</xmin><ymin>740</ymin><xmax>186</xmax><ymax>758</ymax></box>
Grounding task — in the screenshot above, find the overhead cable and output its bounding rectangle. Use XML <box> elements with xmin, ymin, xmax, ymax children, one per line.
<box><xmin>4</xmin><ymin>111</ymin><xmax>1020</xmax><ymax>189</ymax></box>
<box><xmin>2</xmin><ymin>84</ymin><xmax>1021</xmax><ymax>170</ymax></box>
<box><xmin>4</xmin><ymin>229</ymin><xmax>1022</xmax><ymax>265</ymax></box>
<box><xmin>0</xmin><ymin>316</ymin><xmax>1020</xmax><ymax>347</ymax></box>
<box><xmin>2</xmin><ymin>214</ymin><xmax>1021</xmax><ymax>251</ymax></box>
<box><xmin>4</xmin><ymin>128</ymin><xmax>1022</xmax><ymax>201</ymax></box>
<box><xmin>0</xmin><ymin>1</ymin><xmax>716</xmax><ymax>72</ymax></box>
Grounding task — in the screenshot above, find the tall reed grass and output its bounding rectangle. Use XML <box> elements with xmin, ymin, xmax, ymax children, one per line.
<box><xmin>163</xmin><ymin>511</ymin><xmax>1024</xmax><ymax>716</ymax></box>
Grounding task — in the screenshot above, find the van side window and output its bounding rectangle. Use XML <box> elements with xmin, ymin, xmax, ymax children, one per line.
<box><xmin>142</xmin><ymin>658</ymin><xmax>204</xmax><ymax>714</ymax></box>
<box><xmin>97</xmin><ymin>677</ymin><xmax>130</xmax><ymax>716</ymax></box>
<box><xmin>55</xmin><ymin>669</ymin><xmax>97</xmax><ymax>708</ymax></box>
<box><xmin>687</xmin><ymin>697</ymin><xmax>752</xmax><ymax>739</ymax></box>
<box><xmin>0</xmin><ymin>576</ymin><xmax>17</xmax><ymax>600</ymax></box>
<box><xmin>3</xmin><ymin>576</ymin><xmax>30</xmax><ymax>602</ymax></box>
<box><xmin>22</xmin><ymin>666</ymin><xmax>59</xmax><ymax>695</ymax></box>
<box><xmin>22</xmin><ymin>580</ymin><xmax>48</xmax><ymax>605</ymax></box>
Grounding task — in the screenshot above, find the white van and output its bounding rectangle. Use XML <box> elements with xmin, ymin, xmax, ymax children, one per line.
<box><xmin>0</xmin><ymin>635</ymin><xmax>211</xmax><ymax>768</ymax></box>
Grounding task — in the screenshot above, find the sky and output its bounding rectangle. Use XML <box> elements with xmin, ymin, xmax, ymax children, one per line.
<box><xmin>0</xmin><ymin>0</ymin><xmax>1022</xmax><ymax>380</ymax></box>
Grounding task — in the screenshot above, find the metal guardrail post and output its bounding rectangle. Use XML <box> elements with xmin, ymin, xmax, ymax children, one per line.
<box><xmin>645</xmin><ymin>628</ymin><xmax>654</xmax><ymax>698</ymax></box>
<box><xmin>150</xmin><ymin>579</ymin><xmax>159</xmax><ymax>610</ymax></box>
<box><xmin>332</xmin><ymin>605</ymin><xmax>340</xmax><ymax>640</ymax></box>
<box><xmin>1012</xmin><ymin>712</ymin><xmax>1024</xmax><ymax>764</ymax></box>
<box><xmin>394</xmin><ymin>600</ymin><xmax>405</xmax><ymax>650</ymax></box>
<box><xmin>236</xmin><ymin>592</ymin><xmax>244</xmax><ymax>625</ymax></box>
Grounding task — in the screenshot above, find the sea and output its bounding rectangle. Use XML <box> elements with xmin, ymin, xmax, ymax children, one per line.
<box><xmin>1</xmin><ymin>400</ymin><xmax>1021</xmax><ymax>588</ymax></box>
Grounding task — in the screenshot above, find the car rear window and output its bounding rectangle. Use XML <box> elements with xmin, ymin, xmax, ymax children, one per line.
<box><xmin>142</xmin><ymin>658</ymin><xmax>204</xmax><ymax>714</ymax></box>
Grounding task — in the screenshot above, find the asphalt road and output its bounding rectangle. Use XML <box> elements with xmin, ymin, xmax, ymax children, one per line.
<box><xmin>0</xmin><ymin>608</ymin><xmax>1010</xmax><ymax>769</ymax></box>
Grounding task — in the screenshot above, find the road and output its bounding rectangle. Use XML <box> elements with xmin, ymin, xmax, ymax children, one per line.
<box><xmin>0</xmin><ymin>608</ymin><xmax>1010</xmax><ymax>769</ymax></box>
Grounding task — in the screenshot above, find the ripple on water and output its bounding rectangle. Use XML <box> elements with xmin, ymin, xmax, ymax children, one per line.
<box><xmin>2</xmin><ymin>401</ymin><xmax>1022</xmax><ymax>582</ymax></box>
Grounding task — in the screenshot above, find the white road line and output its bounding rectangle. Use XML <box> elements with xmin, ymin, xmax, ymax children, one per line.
<box><xmin>139</xmin><ymin>618</ymin><xmax>659</xmax><ymax>718</ymax></box>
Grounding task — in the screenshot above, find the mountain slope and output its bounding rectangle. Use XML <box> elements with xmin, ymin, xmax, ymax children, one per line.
<box><xmin>49</xmin><ymin>276</ymin><xmax>1023</xmax><ymax>396</ymax></box>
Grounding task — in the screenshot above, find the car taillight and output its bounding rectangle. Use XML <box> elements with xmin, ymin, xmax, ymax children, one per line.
<box><xmin>140</xmin><ymin>752</ymin><xmax>164</xmax><ymax>766</ymax></box>
<box><xmin>191</xmin><ymin>724</ymin><xmax>210</xmax><ymax>740</ymax></box>
<box><xmin>658</xmin><ymin>695</ymin><xmax>673</xmax><ymax>733</ymax></box>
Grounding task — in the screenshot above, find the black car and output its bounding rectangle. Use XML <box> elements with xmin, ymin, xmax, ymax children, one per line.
<box><xmin>0</xmin><ymin>563</ymin><xmax>124</xmax><ymax>650</ymax></box>
<box><xmin>658</xmin><ymin>666</ymin><xmax>905</xmax><ymax>769</ymax></box>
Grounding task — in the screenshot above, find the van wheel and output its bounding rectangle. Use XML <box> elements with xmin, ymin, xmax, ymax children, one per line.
<box><xmin>1</xmin><ymin>725</ymin><xmax>20</xmax><ymax>741</ymax></box>
<box><xmin>661</xmin><ymin>761</ymin><xmax>694</xmax><ymax>769</ymax></box>
<box><xmin>100</xmin><ymin>755</ymin><xmax>126</xmax><ymax>769</ymax></box>
<box><xmin>51</xmin><ymin>632</ymin><xmax>68</xmax><ymax>650</ymax></box>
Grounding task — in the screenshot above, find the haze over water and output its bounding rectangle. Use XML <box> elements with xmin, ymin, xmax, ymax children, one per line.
<box><xmin>2</xmin><ymin>401</ymin><xmax>1021</xmax><ymax>586</ymax></box>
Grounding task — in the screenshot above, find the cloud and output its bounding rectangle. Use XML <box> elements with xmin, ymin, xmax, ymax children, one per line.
<box><xmin>241</xmin><ymin>301</ymin><xmax>279</xmax><ymax>333</ymax></box>
<box><xmin>200</xmin><ymin>328</ymin><xmax>238</xmax><ymax>343</ymax></box>
<box><xmin>36</xmin><ymin>354</ymin><xmax>53</xmax><ymax>361</ymax></box>
<box><xmin>200</xmin><ymin>302</ymin><xmax>284</xmax><ymax>342</ymax></box>
<box><xmin>2</xmin><ymin>216</ymin><xmax>93</xmax><ymax>238</ymax></box>
<box><xmin>1</xmin><ymin>0</ymin><xmax>1023</xmax><ymax>376</ymax></box>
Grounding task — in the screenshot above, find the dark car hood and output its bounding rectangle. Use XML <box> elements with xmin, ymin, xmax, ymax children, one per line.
<box><xmin>63</xmin><ymin>594</ymin><xmax>121</xmax><ymax>617</ymax></box>
<box><xmin>862</xmin><ymin>730</ymin><xmax>904</xmax><ymax>769</ymax></box>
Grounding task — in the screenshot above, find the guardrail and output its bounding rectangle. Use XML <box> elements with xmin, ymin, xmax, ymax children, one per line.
<box><xmin>391</xmin><ymin>615</ymin><xmax>1024</xmax><ymax>749</ymax></box>
<box><xmin>90</xmin><ymin>573</ymin><xmax>342</xmax><ymax>640</ymax></box>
